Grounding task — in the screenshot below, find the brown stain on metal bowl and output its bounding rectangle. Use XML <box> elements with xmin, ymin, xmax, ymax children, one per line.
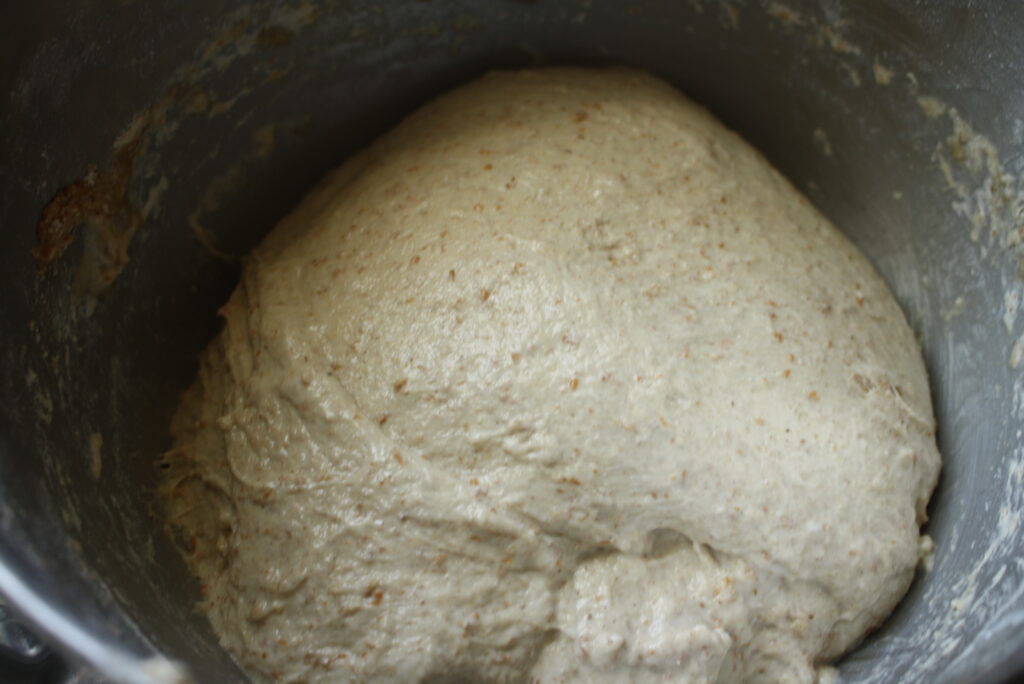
<box><xmin>32</xmin><ymin>1</ymin><xmax>320</xmax><ymax>308</ymax></box>
<box><xmin>31</xmin><ymin>107</ymin><xmax>171</xmax><ymax>314</ymax></box>
<box><xmin>34</xmin><ymin>134</ymin><xmax>143</xmax><ymax>275</ymax></box>
<box><xmin>257</xmin><ymin>25</ymin><xmax>298</xmax><ymax>49</ymax></box>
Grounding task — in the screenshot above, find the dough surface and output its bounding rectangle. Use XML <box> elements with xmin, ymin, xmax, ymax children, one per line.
<box><xmin>163</xmin><ymin>68</ymin><xmax>941</xmax><ymax>683</ymax></box>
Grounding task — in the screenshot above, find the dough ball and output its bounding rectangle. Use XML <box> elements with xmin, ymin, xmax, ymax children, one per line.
<box><xmin>164</xmin><ymin>68</ymin><xmax>940</xmax><ymax>683</ymax></box>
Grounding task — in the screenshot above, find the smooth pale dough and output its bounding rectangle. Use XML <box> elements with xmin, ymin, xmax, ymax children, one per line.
<box><xmin>164</xmin><ymin>68</ymin><xmax>941</xmax><ymax>683</ymax></box>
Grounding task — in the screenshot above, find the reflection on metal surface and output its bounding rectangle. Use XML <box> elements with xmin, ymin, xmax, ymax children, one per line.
<box><xmin>0</xmin><ymin>596</ymin><xmax>47</xmax><ymax>664</ymax></box>
<box><xmin>0</xmin><ymin>563</ymin><xmax>191</xmax><ymax>684</ymax></box>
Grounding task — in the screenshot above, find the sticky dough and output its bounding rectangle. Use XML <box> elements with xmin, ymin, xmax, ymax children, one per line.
<box><xmin>164</xmin><ymin>68</ymin><xmax>941</xmax><ymax>683</ymax></box>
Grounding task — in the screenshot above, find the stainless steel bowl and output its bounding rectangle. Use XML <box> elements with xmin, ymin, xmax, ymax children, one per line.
<box><xmin>1</xmin><ymin>1</ymin><xmax>1022</xmax><ymax>682</ymax></box>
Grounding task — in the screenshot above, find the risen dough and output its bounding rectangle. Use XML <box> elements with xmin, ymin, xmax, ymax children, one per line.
<box><xmin>164</xmin><ymin>68</ymin><xmax>940</xmax><ymax>683</ymax></box>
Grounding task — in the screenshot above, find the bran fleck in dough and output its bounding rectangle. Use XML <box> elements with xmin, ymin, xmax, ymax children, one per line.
<box><xmin>163</xmin><ymin>68</ymin><xmax>941</xmax><ymax>683</ymax></box>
